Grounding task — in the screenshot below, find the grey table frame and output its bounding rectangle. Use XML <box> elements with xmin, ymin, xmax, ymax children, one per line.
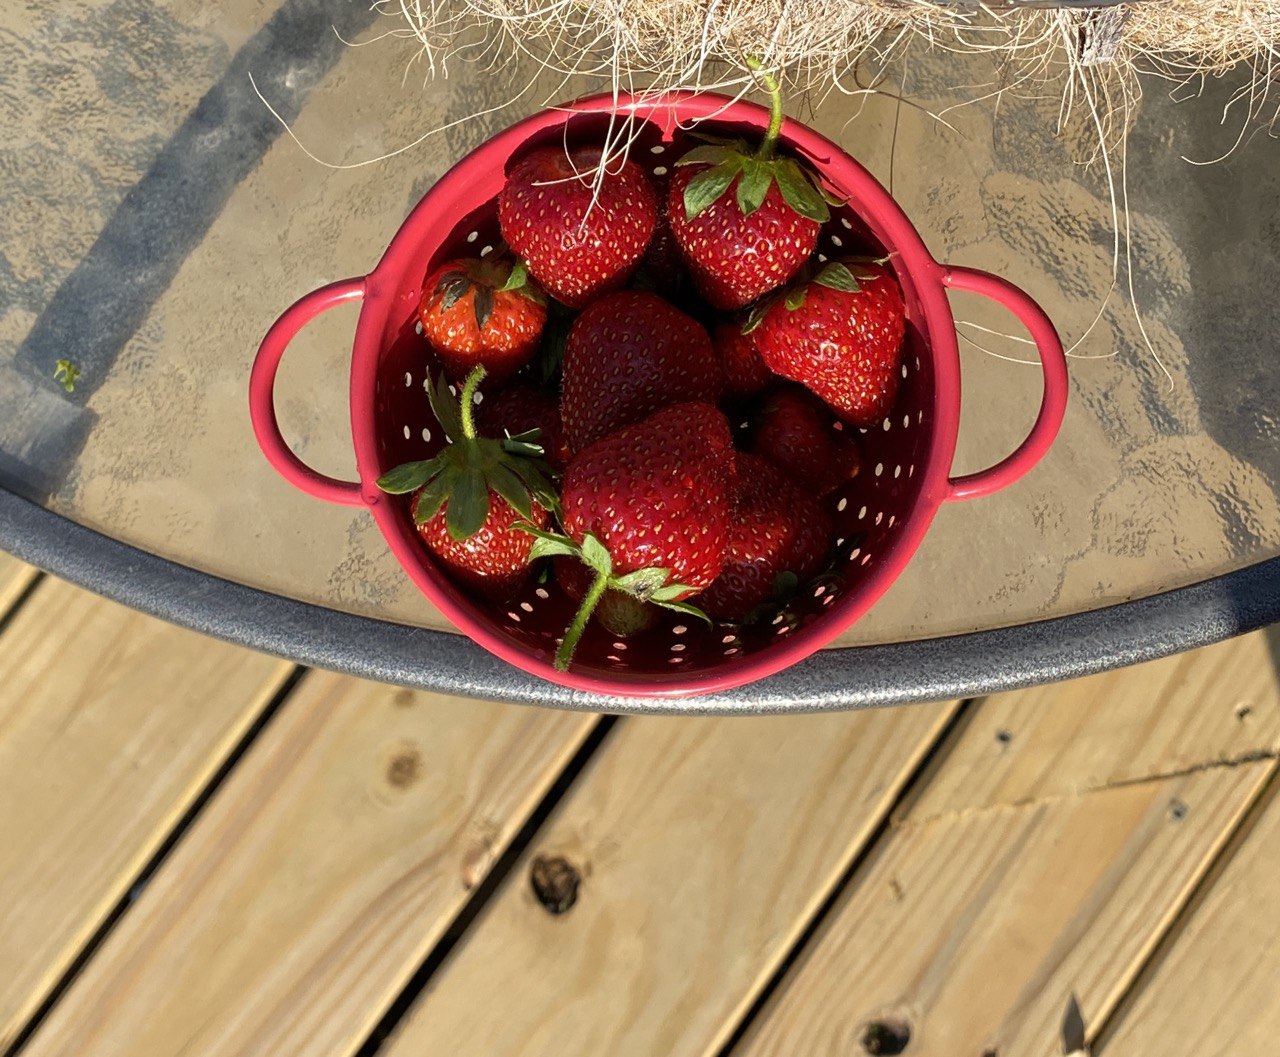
<box><xmin>3</xmin><ymin>485</ymin><xmax>1276</xmax><ymax>714</ymax></box>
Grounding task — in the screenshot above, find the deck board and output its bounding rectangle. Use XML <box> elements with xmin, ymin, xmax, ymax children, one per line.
<box><xmin>380</xmin><ymin>703</ymin><xmax>959</xmax><ymax>1057</ymax></box>
<box><xmin>0</xmin><ymin>554</ymin><xmax>37</xmax><ymax>617</ymax></box>
<box><xmin>1099</xmin><ymin>773</ymin><xmax>1280</xmax><ymax>1056</ymax></box>
<box><xmin>19</xmin><ymin>671</ymin><xmax>596</xmax><ymax>1057</ymax></box>
<box><xmin>0</xmin><ymin>577</ymin><xmax>293</xmax><ymax>1048</ymax></box>
<box><xmin>733</xmin><ymin>630</ymin><xmax>1280</xmax><ymax>1057</ymax></box>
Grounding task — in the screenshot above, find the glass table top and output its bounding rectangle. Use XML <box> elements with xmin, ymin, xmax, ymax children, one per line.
<box><xmin>3</xmin><ymin>0</ymin><xmax>1278</xmax><ymax>650</ymax></box>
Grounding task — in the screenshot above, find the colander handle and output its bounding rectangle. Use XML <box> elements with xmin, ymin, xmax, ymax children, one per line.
<box><xmin>250</xmin><ymin>278</ymin><xmax>366</xmax><ymax>507</ymax></box>
<box><xmin>941</xmin><ymin>266</ymin><xmax>1068</xmax><ymax>502</ymax></box>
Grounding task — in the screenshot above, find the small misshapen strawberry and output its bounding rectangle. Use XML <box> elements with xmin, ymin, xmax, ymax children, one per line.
<box><xmin>529</xmin><ymin>401</ymin><xmax>735</xmax><ymax>669</ymax></box>
<box><xmin>498</xmin><ymin>146</ymin><xmax>657</xmax><ymax>308</ymax></box>
<box><xmin>751</xmin><ymin>259</ymin><xmax>907</xmax><ymax>427</ymax></box>
<box><xmin>560</xmin><ymin>291</ymin><xmax>722</xmax><ymax>452</ymax></box>
<box><xmin>419</xmin><ymin>258</ymin><xmax>545</xmax><ymax>386</ymax></box>
<box><xmin>714</xmin><ymin>322</ymin><xmax>773</xmax><ymax>398</ymax></box>
<box><xmin>747</xmin><ymin>384</ymin><xmax>861</xmax><ymax>497</ymax></box>
<box><xmin>666</xmin><ymin>71</ymin><xmax>829</xmax><ymax>310</ymax></box>
<box><xmin>477</xmin><ymin>382</ymin><xmax>570</xmax><ymax>472</ymax></box>
<box><xmin>696</xmin><ymin>453</ymin><xmax>834</xmax><ymax>621</ymax></box>
<box><xmin>377</xmin><ymin>368</ymin><xmax>557</xmax><ymax>601</ymax></box>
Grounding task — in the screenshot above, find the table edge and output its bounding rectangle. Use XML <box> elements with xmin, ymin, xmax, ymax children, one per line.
<box><xmin>1</xmin><ymin>485</ymin><xmax>1276</xmax><ymax>713</ymax></box>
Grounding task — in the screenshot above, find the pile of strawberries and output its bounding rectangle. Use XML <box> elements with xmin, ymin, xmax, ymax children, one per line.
<box><xmin>380</xmin><ymin>86</ymin><xmax>907</xmax><ymax>671</ymax></box>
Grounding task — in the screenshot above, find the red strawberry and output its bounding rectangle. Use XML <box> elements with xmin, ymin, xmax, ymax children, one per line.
<box><xmin>555</xmin><ymin>557</ymin><xmax>656</xmax><ymax>638</ymax></box>
<box><xmin>377</xmin><ymin>368</ymin><xmax>556</xmax><ymax>601</ymax></box>
<box><xmin>418</xmin><ymin>258</ymin><xmax>545</xmax><ymax>386</ymax></box>
<box><xmin>714</xmin><ymin>323</ymin><xmax>773</xmax><ymax>398</ymax></box>
<box><xmin>415</xmin><ymin>489</ymin><xmax>548</xmax><ymax>601</ymax></box>
<box><xmin>747</xmin><ymin>384</ymin><xmax>860</xmax><ymax>497</ymax></box>
<box><xmin>752</xmin><ymin>260</ymin><xmax>906</xmax><ymax>427</ymax></box>
<box><xmin>477</xmin><ymin>383</ymin><xmax>570</xmax><ymax>472</ymax></box>
<box><xmin>539</xmin><ymin>401</ymin><xmax>735</xmax><ymax>669</ymax></box>
<box><xmin>666</xmin><ymin>75</ymin><xmax>828</xmax><ymax>309</ymax></box>
<box><xmin>639</xmin><ymin>174</ymin><xmax>688</xmax><ymax>295</ymax></box>
<box><xmin>498</xmin><ymin>146</ymin><xmax>658</xmax><ymax>308</ymax></box>
<box><xmin>697</xmin><ymin>453</ymin><xmax>834</xmax><ymax>621</ymax></box>
<box><xmin>560</xmin><ymin>291</ymin><xmax>722</xmax><ymax>452</ymax></box>
<box><xmin>668</xmin><ymin>170</ymin><xmax>820</xmax><ymax>310</ymax></box>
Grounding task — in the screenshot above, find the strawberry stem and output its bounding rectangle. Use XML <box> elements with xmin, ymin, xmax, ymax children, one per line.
<box><xmin>458</xmin><ymin>365</ymin><xmax>486</xmax><ymax>440</ymax></box>
<box><xmin>555</xmin><ymin>566</ymin><xmax>610</xmax><ymax>671</ymax></box>
<box><xmin>745</xmin><ymin>58</ymin><xmax>784</xmax><ymax>160</ymax></box>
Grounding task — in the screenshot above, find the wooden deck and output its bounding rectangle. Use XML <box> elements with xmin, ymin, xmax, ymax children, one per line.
<box><xmin>2</xmin><ymin>556</ymin><xmax>1278</xmax><ymax>1057</ymax></box>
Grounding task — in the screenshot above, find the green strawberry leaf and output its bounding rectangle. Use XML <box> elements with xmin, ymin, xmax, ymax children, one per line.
<box><xmin>427</xmin><ymin>373</ymin><xmax>464</xmax><ymax>441</ymax></box>
<box><xmin>509</xmin><ymin>458</ymin><xmax>559</xmax><ymax>511</ymax></box>
<box><xmin>536</xmin><ymin>311</ymin><xmax>571</xmax><ymax>387</ymax></box>
<box><xmin>742</xmin><ymin>301</ymin><xmax>769</xmax><ymax>335</ymax></box>
<box><xmin>649</xmin><ymin>582</ymin><xmax>693</xmax><ymax>602</ymax></box>
<box><xmin>674</xmin><ymin>144</ymin><xmax>736</xmax><ymax>168</ymax></box>
<box><xmin>774</xmin><ymin>159</ymin><xmax>830</xmax><ymax>223</ymax></box>
<box><xmin>813</xmin><ymin>261</ymin><xmax>862</xmax><ymax>293</ymax></box>
<box><xmin>445</xmin><ymin>467</ymin><xmax>490</xmax><ymax>540</ymax></box>
<box><xmin>613</xmin><ymin>567</ymin><xmax>670</xmax><ymax>598</ymax></box>
<box><xmin>683</xmin><ymin>159</ymin><xmax>744</xmax><ymax>220</ymax></box>
<box><xmin>473</xmin><ymin>285</ymin><xmax>495</xmax><ymax>330</ymax></box>
<box><xmin>579</xmin><ymin>534</ymin><xmax>612</xmax><ymax>576</ymax></box>
<box><xmin>497</xmin><ymin>259</ymin><xmax>529</xmax><ymax>292</ymax></box>
<box><xmin>529</xmin><ymin>536</ymin><xmax>580</xmax><ymax>562</ymax></box>
<box><xmin>784</xmin><ymin>286</ymin><xmax>808</xmax><ymax>311</ymax></box>
<box><xmin>414</xmin><ymin>464</ymin><xmax>457</xmax><ymax>524</ymax></box>
<box><xmin>653</xmin><ymin>599</ymin><xmax>713</xmax><ymax>625</ymax></box>
<box><xmin>377</xmin><ymin>459</ymin><xmax>437</xmax><ymax>494</ymax></box>
<box><xmin>819</xmin><ymin>185</ymin><xmax>847</xmax><ymax>208</ymax></box>
<box><xmin>485</xmin><ymin>460</ymin><xmax>534</xmax><ymax>521</ymax></box>
<box><xmin>736</xmin><ymin>159</ymin><xmax>773</xmax><ymax>217</ymax></box>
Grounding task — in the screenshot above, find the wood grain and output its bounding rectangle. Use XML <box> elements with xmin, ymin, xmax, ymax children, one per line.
<box><xmin>0</xmin><ymin>553</ymin><xmax>37</xmax><ymax>616</ymax></box>
<box><xmin>1100</xmin><ymin>773</ymin><xmax>1280</xmax><ymax>1056</ymax></box>
<box><xmin>735</xmin><ymin>630</ymin><xmax>1280</xmax><ymax>1057</ymax></box>
<box><xmin>381</xmin><ymin>702</ymin><xmax>959</xmax><ymax>1057</ymax></box>
<box><xmin>905</xmin><ymin>631</ymin><xmax>1280</xmax><ymax>822</ymax></box>
<box><xmin>21</xmin><ymin>671</ymin><xmax>596</xmax><ymax>1057</ymax></box>
<box><xmin>0</xmin><ymin>577</ymin><xmax>294</xmax><ymax>1047</ymax></box>
<box><xmin>738</xmin><ymin>766</ymin><xmax>1272</xmax><ymax>1057</ymax></box>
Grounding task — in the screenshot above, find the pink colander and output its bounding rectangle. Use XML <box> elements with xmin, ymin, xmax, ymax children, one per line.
<box><xmin>250</xmin><ymin>90</ymin><xmax>1068</xmax><ymax>699</ymax></box>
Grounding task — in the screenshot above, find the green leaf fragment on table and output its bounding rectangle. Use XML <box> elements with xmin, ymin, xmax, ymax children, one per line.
<box><xmin>53</xmin><ymin>359</ymin><xmax>80</xmax><ymax>393</ymax></box>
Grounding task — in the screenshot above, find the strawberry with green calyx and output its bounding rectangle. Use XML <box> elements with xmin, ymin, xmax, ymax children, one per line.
<box><xmin>539</xmin><ymin>400</ymin><xmax>735</xmax><ymax>670</ymax></box>
<box><xmin>377</xmin><ymin>367</ymin><xmax>558</xmax><ymax>600</ymax></box>
<box><xmin>523</xmin><ymin>528</ymin><xmax>709</xmax><ymax>667</ymax></box>
<box><xmin>667</xmin><ymin>65</ymin><xmax>834</xmax><ymax>310</ymax></box>
<box><xmin>554</xmin><ymin>556</ymin><xmax>657</xmax><ymax>638</ymax></box>
<box><xmin>748</xmin><ymin>258</ymin><xmax>906</xmax><ymax>428</ymax></box>
<box><xmin>418</xmin><ymin>258</ymin><xmax>546</xmax><ymax>386</ymax></box>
